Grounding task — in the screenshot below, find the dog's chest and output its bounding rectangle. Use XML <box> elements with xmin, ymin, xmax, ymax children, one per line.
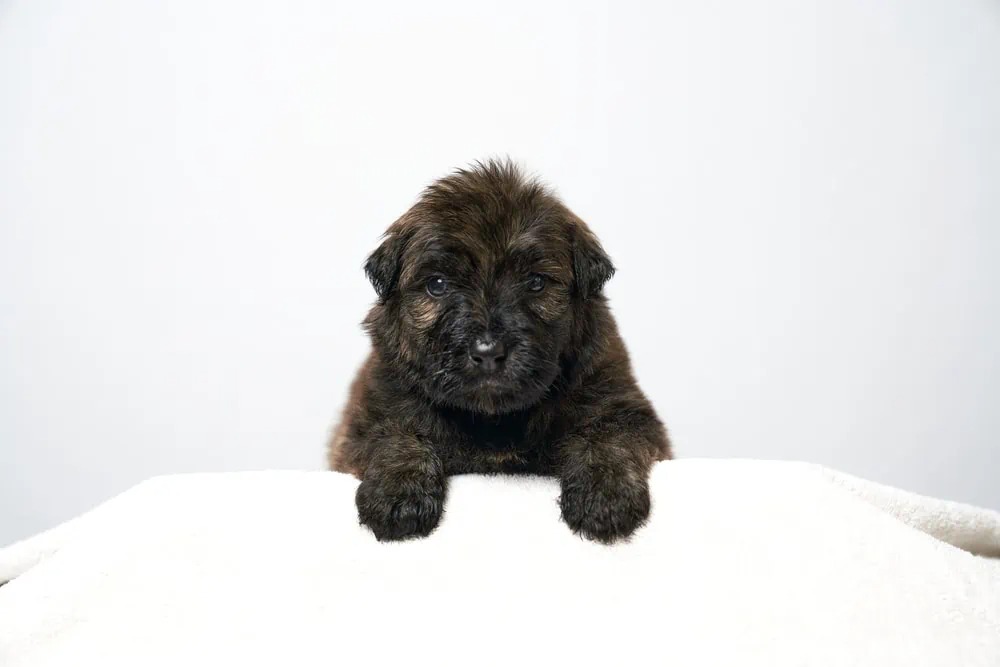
<box><xmin>440</xmin><ymin>409</ymin><xmax>554</xmax><ymax>474</ymax></box>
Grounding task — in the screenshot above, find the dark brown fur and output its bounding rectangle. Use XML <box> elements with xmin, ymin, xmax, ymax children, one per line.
<box><xmin>329</xmin><ymin>160</ymin><xmax>670</xmax><ymax>543</ymax></box>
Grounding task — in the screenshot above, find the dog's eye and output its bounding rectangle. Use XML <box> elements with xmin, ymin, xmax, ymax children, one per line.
<box><xmin>527</xmin><ymin>273</ymin><xmax>546</xmax><ymax>293</ymax></box>
<box><xmin>426</xmin><ymin>276</ymin><xmax>449</xmax><ymax>297</ymax></box>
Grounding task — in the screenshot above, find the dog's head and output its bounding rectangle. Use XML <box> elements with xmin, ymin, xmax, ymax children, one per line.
<box><xmin>362</xmin><ymin>160</ymin><xmax>615</xmax><ymax>415</ymax></box>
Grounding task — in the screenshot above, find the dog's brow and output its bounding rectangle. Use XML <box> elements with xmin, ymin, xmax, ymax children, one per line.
<box><xmin>505</xmin><ymin>240</ymin><xmax>569</xmax><ymax>277</ymax></box>
<box><xmin>403</xmin><ymin>243</ymin><xmax>477</xmax><ymax>283</ymax></box>
<box><xmin>506</xmin><ymin>225</ymin><xmax>549</xmax><ymax>254</ymax></box>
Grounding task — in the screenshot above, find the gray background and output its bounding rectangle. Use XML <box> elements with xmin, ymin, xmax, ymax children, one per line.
<box><xmin>2</xmin><ymin>0</ymin><xmax>998</xmax><ymax>547</ymax></box>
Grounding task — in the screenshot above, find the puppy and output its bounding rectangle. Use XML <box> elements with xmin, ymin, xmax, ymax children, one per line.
<box><xmin>328</xmin><ymin>160</ymin><xmax>670</xmax><ymax>543</ymax></box>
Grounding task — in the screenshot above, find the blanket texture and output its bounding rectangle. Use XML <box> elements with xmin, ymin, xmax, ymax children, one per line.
<box><xmin>1</xmin><ymin>459</ymin><xmax>998</xmax><ymax>666</ymax></box>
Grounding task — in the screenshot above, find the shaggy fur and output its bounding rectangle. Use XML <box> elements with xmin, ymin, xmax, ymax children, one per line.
<box><xmin>328</xmin><ymin>160</ymin><xmax>671</xmax><ymax>543</ymax></box>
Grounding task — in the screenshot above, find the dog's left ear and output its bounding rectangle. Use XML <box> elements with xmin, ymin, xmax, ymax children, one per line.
<box><xmin>572</xmin><ymin>221</ymin><xmax>616</xmax><ymax>299</ymax></box>
<box><xmin>364</xmin><ymin>226</ymin><xmax>408</xmax><ymax>300</ymax></box>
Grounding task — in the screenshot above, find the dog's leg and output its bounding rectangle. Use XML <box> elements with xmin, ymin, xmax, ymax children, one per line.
<box><xmin>556</xmin><ymin>415</ymin><xmax>665</xmax><ymax>543</ymax></box>
<box><xmin>355</xmin><ymin>436</ymin><xmax>446</xmax><ymax>541</ymax></box>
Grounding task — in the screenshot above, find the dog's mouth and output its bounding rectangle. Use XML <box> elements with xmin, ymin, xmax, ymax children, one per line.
<box><xmin>420</xmin><ymin>342</ymin><xmax>559</xmax><ymax>414</ymax></box>
<box><xmin>470</xmin><ymin>374</ymin><xmax>518</xmax><ymax>396</ymax></box>
<box><xmin>463</xmin><ymin>367</ymin><xmax>556</xmax><ymax>414</ymax></box>
<box><xmin>435</xmin><ymin>371</ymin><xmax>534</xmax><ymax>415</ymax></box>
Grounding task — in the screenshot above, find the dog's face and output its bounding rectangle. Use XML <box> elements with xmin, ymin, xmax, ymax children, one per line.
<box><xmin>363</xmin><ymin>161</ymin><xmax>614</xmax><ymax>415</ymax></box>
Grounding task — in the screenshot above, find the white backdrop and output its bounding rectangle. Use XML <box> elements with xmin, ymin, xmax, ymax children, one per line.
<box><xmin>1</xmin><ymin>0</ymin><xmax>998</xmax><ymax>546</ymax></box>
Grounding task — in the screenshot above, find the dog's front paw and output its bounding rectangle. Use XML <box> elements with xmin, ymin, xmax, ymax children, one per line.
<box><xmin>559</xmin><ymin>468</ymin><xmax>651</xmax><ymax>544</ymax></box>
<box><xmin>355</xmin><ymin>471</ymin><xmax>445</xmax><ymax>541</ymax></box>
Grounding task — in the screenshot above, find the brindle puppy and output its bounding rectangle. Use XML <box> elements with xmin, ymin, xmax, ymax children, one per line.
<box><xmin>328</xmin><ymin>160</ymin><xmax>670</xmax><ymax>543</ymax></box>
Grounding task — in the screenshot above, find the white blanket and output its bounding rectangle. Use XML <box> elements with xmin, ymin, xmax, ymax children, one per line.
<box><xmin>1</xmin><ymin>459</ymin><xmax>999</xmax><ymax>666</ymax></box>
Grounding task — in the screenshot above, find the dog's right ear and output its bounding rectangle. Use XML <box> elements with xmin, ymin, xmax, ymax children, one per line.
<box><xmin>364</xmin><ymin>228</ymin><xmax>408</xmax><ymax>299</ymax></box>
<box><xmin>365</xmin><ymin>229</ymin><xmax>405</xmax><ymax>299</ymax></box>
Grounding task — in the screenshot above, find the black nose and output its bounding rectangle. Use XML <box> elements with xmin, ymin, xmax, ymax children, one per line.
<box><xmin>470</xmin><ymin>337</ymin><xmax>507</xmax><ymax>372</ymax></box>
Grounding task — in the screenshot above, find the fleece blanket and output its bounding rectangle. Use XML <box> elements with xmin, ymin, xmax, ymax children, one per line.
<box><xmin>1</xmin><ymin>459</ymin><xmax>998</xmax><ymax>666</ymax></box>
